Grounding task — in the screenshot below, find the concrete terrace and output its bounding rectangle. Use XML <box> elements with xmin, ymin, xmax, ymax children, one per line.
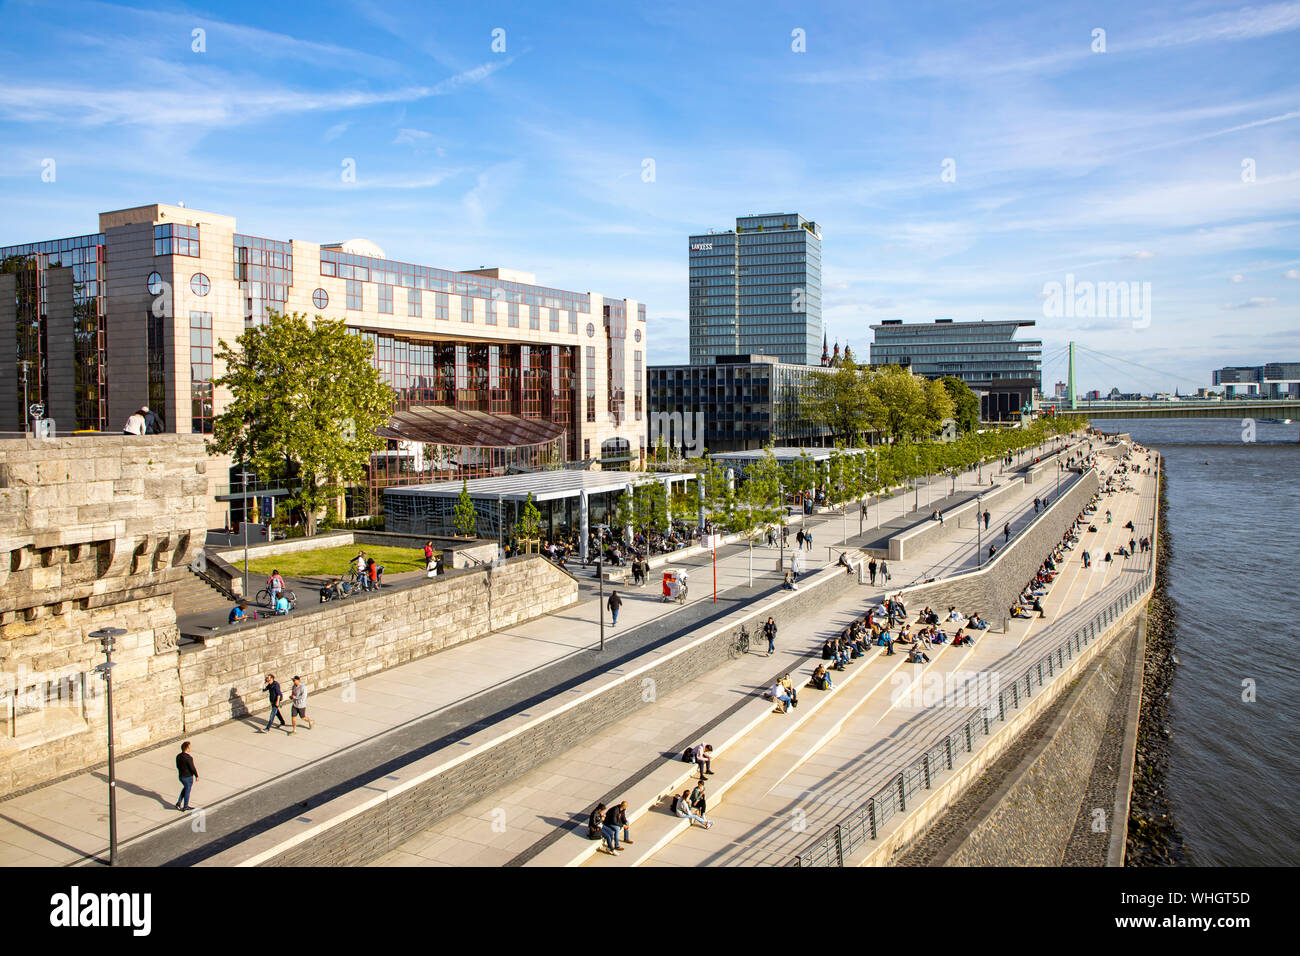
<box><xmin>0</xmin><ymin>436</ymin><xmax>1086</xmax><ymax>867</ymax></box>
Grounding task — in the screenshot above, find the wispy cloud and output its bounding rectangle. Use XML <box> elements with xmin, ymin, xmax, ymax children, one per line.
<box><xmin>1222</xmin><ymin>297</ymin><xmax>1279</xmax><ymax>309</ymax></box>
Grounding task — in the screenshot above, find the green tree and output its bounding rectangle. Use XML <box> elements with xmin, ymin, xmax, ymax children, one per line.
<box><xmin>941</xmin><ymin>376</ymin><xmax>980</xmax><ymax>433</ymax></box>
<box><xmin>453</xmin><ymin>480</ymin><xmax>478</xmax><ymax>537</ymax></box>
<box><xmin>804</xmin><ymin>359</ymin><xmax>876</xmax><ymax>444</ymax></box>
<box><xmin>923</xmin><ymin>377</ymin><xmax>957</xmax><ymax>438</ymax></box>
<box><xmin>864</xmin><ymin>365</ymin><xmax>930</xmax><ymax>442</ymax></box>
<box><xmin>514</xmin><ymin>491</ymin><xmax>543</xmax><ymax>551</ymax></box>
<box><xmin>209</xmin><ymin>310</ymin><xmax>394</xmax><ymax>535</ymax></box>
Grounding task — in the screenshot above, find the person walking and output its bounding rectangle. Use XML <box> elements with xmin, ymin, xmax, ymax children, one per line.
<box><xmin>608</xmin><ymin>590</ymin><xmax>622</xmax><ymax>627</ymax></box>
<box><xmin>805</xmin><ymin>529</ymin><xmax>813</xmax><ymax>551</ymax></box>
<box><xmin>261</xmin><ymin>674</ymin><xmax>287</xmax><ymax>732</ymax></box>
<box><xmin>791</xmin><ymin>549</ymin><xmax>802</xmax><ymax>580</ymax></box>
<box><xmin>868</xmin><ymin>557</ymin><xmax>877</xmax><ymax>585</ymax></box>
<box><xmin>879</xmin><ymin>560</ymin><xmax>890</xmax><ymax>584</ymax></box>
<box><xmin>763</xmin><ymin>616</ymin><xmax>778</xmax><ymax>656</ymax></box>
<box><xmin>1003</xmin><ymin>522</ymin><xmax>1011</xmax><ymax>543</ymax></box>
<box><xmin>288</xmin><ymin>675</ymin><xmax>313</xmax><ymax>733</ymax></box>
<box><xmin>175</xmin><ymin>741</ymin><xmax>197</xmax><ymax>811</ymax></box>
<box><xmin>795</xmin><ymin>529</ymin><xmax>805</xmax><ymax>551</ymax></box>
<box><xmin>983</xmin><ymin>510</ymin><xmax>990</xmax><ymax>530</ymax></box>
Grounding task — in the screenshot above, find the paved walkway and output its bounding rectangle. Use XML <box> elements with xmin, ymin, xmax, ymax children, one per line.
<box><xmin>364</xmin><ymin>441</ymin><xmax>1140</xmax><ymax>867</ymax></box>
<box><xmin>0</xmin><ymin>437</ymin><xmax>1075</xmax><ymax>866</ymax></box>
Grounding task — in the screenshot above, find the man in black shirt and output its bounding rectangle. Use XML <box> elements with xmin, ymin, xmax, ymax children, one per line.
<box><xmin>261</xmin><ymin>674</ymin><xmax>287</xmax><ymax>732</ymax></box>
<box><xmin>175</xmin><ymin>741</ymin><xmax>197</xmax><ymax>811</ymax></box>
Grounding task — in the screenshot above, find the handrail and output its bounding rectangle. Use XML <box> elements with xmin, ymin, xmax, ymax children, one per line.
<box><xmin>788</xmin><ymin>455</ymin><xmax>1160</xmax><ymax>866</ymax></box>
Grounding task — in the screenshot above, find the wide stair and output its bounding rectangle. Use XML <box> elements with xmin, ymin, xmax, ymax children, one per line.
<box><xmin>171</xmin><ymin>566</ymin><xmax>238</xmax><ymax>620</ymax></box>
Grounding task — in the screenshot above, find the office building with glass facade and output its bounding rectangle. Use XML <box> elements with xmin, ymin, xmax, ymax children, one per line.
<box><xmin>1212</xmin><ymin>363</ymin><xmax>1300</xmax><ymax>398</ymax></box>
<box><xmin>689</xmin><ymin>213</ymin><xmax>822</xmax><ymax>366</ymax></box>
<box><xmin>647</xmin><ymin>354</ymin><xmax>833</xmax><ymax>453</ymax></box>
<box><xmin>869</xmin><ymin>319</ymin><xmax>1043</xmax><ymax>422</ymax></box>
<box><xmin>1</xmin><ymin>203</ymin><xmax>648</xmax><ymax>526</ymax></box>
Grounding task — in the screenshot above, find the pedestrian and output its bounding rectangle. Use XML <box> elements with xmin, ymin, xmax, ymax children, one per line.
<box><xmin>796</xmin><ymin>529</ymin><xmax>805</xmax><ymax>550</ymax></box>
<box><xmin>983</xmin><ymin>510</ymin><xmax>990</xmax><ymax>530</ymax></box>
<box><xmin>423</xmin><ymin>540</ymin><xmax>434</xmax><ymax>565</ymax></box>
<box><xmin>868</xmin><ymin>558</ymin><xmax>877</xmax><ymax>585</ymax></box>
<box><xmin>1033</xmin><ymin>497</ymin><xmax>1040</xmax><ymax>514</ymax></box>
<box><xmin>1004</xmin><ymin>522</ymin><xmax>1011</xmax><ymax>542</ymax></box>
<box><xmin>175</xmin><ymin>741</ymin><xmax>197</xmax><ymax>811</ymax></box>
<box><xmin>805</xmin><ymin>529</ymin><xmax>813</xmax><ymax>551</ymax></box>
<box><xmin>989</xmin><ymin>544</ymin><xmax>997</xmax><ymax>559</ymax></box>
<box><xmin>260</xmin><ymin>674</ymin><xmax>287</xmax><ymax>732</ymax></box>
<box><xmin>880</xmin><ymin>560</ymin><xmax>890</xmax><ymax>584</ymax></box>
<box><xmin>608</xmin><ymin>590</ymin><xmax>622</xmax><ymax>626</ymax></box>
<box><xmin>267</xmin><ymin>569</ymin><xmax>285</xmax><ymax>606</ymax></box>
<box><xmin>288</xmin><ymin>675</ymin><xmax>313</xmax><ymax>733</ymax></box>
<box><xmin>1082</xmin><ymin>550</ymin><xmax>1091</xmax><ymax>568</ymax></box>
<box><xmin>763</xmin><ymin>615</ymin><xmax>778</xmax><ymax>656</ymax></box>
<box><xmin>791</xmin><ymin>549</ymin><xmax>802</xmax><ymax>580</ymax></box>
<box><xmin>122</xmin><ymin>408</ymin><xmax>146</xmax><ymax>435</ymax></box>
<box><xmin>366</xmin><ymin>557</ymin><xmax>379</xmax><ymax>591</ymax></box>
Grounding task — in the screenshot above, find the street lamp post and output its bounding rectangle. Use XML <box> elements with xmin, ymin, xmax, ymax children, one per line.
<box><xmin>597</xmin><ymin>548</ymin><xmax>605</xmax><ymax>653</ymax></box>
<box><xmin>236</xmin><ymin>470</ymin><xmax>254</xmax><ymax>598</ymax></box>
<box><xmin>976</xmin><ymin>495</ymin><xmax>983</xmax><ymax>568</ymax></box>
<box><xmin>90</xmin><ymin>626</ymin><xmax>127</xmax><ymax>866</ymax></box>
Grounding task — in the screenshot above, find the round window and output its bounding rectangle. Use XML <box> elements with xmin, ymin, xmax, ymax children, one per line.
<box><xmin>147</xmin><ymin>271</ymin><xmax>164</xmax><ymax>295</ymax></box>
<box><xmin>634</xmin><ymin>328</ymin><xmax>642</xmax><ymax>342</ymax></box>
<box><xmin>587</xmin><ymin>322</ymin><xmax>596</xmax><ymax>338</ymax></box>
<box><xmin>313</xmin><ymin>288</ymin><xmax>329</xmax><ymax>309</ymax></box>
<box><xmin>190</xmin><ymin>273</ymin><xmax>211</xmax><ymax>297</ymax></box>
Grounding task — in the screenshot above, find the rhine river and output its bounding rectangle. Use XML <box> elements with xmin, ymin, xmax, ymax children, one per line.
<box><xmin>1092</xmin><ymin>417</ymin><xmax>1299</xmax><ymax>866</ymax></box>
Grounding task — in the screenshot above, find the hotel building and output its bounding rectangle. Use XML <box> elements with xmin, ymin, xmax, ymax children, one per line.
<box><xmin>1</xmin><ymin>203</ymin><xmax>648</xmax><ymax>526</ymax></box>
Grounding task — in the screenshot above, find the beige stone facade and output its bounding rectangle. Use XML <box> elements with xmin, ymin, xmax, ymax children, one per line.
<box><xmin>3</xmin><ymin>203</ymin><xmax>650</xmax><ymax>529</ymax></box>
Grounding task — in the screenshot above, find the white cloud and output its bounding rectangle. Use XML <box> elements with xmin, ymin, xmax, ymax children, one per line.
<box><xmin>1222</xmin><ymin>297</ymin><xmax>1279</xmax><ymax>309</ymax></box>
<box><xmin>1232</xmin><ymin>273</ymin><xmax>1245</xmax><ymax>282</ymax></box>
<box><xmin>1127</xmin><ymin>250</ymin><xmax>1156</xmax><ymax>260</ymax></box>
<box><xmin>323</xmin><ymin>122</ymin><xmax>349</xmax><ymax>144</ymax></box>
<box><xmin>1285</xmin><ymin>269</ymin><xmax>1300</xmax><ymax>278</ymax></box>
<box><xmin>393</xmin><ymin>128</ymin><xmax>433</xmax><ymax>145</ymax></box>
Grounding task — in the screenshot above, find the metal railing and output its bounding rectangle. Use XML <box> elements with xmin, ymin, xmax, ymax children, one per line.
<box><xmin>789</xmin><ymin>459</ymin><xmax>1160</xmax><ymax>867</ymax></box>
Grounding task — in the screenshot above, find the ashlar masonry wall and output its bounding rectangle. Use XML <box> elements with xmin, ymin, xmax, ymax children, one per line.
<box><xmin>179</xmin><ymin>556</ymin><xmax>577</xmax><ymax>731</ymax></box>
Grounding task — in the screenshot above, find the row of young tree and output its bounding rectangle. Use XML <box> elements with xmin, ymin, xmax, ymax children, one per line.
<box><xmin>627</xmin><ymin>414</ymin><xmax>1078</xmax><ymax>547</ymax></box>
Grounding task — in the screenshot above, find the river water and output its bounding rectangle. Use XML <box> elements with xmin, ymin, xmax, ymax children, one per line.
<box><xmin>1091</xmin><ymin>417</ymin><xmax>1299</xmax><ymax>866</ymax></box>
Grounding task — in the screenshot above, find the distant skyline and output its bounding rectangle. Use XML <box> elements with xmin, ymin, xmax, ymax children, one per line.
<box><xmin>1</xmin><ymin>0</ymin><xmax>1298</xmax><ymax>393</ymax></box>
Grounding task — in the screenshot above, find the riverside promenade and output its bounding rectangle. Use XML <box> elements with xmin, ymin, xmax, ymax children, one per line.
<box><xmin>0</xmin><ymin>437</ymin><xmax>1081</xmax><ymax>867</ymax></box>
<box><xmin>361</xmin><ymin>441</ymin><xmax>1151</xmax><ymax>867</ymax></box>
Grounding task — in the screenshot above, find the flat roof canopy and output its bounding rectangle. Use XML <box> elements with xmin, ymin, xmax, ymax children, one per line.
<box><xmin>378</xmin><ymin>407</ymin><xmax>566</xmax><ymax>448</ymax></box>
<box><xmin>709</xmin><ymin>446</ymin><xmax>871</xmax><ymax>464</ymax></box>
<box><xmin>387</xmin><ymin>470</ymin><xmax>696</xmax><ymax>504</ymax></box>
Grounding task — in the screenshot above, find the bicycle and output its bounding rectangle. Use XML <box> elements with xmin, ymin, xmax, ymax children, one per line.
<box><xmin>255</xmin><ymin>587</ymin><xmax>297</xmax><ymax>609</ymax></box>
<box><xmin>729</xmin><ymin>624</ymin><xmax>751</xmax><ymax>659</ymax></box>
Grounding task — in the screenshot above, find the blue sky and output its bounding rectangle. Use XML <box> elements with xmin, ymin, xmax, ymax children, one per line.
<box><xmin>1</xmin><ymin>0</ymin><xmax>1298</xmax><ymax>393</ymax></box>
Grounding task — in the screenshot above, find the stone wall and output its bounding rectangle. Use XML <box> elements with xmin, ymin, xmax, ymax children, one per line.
<box><xmin>0</xmin><ymin>435</ymin><xmax>210</xmax><ymax>796</ymax></box>
<box><xmin>935</xmin><ymin>619</ymin><xmax>1138</xmax><ymax>866</ymax></box>
<box><xmin>0</xmin><ymin>435</ymin><xmax>577</xmax><ymax>797</ymax></box>
<box><xmin>178</xmin><ymin>556</ymin><xmax>576</xmax><ymax>731</ymax></box>
<box><xmin>894</xmin><ymin>469</ymin><xmax>1099</xmax><ymax>626</ymax></box>
<box><xmin>890</xmin><ymin>478</ymin><xmax>1025</xmax><ymax>561</ymax></box>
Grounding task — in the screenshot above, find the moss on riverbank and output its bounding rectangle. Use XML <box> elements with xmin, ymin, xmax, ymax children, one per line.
<box><xmin>1125</xmin><ymin>464</ymin><xmax>1189</xmax><ymax>865</ymax></box>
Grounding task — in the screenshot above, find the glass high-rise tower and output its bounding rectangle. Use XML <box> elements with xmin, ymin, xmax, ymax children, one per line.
<box><xmin>688</xmin><ymin>213</ymin><xmax>821</xmax><ymax>365</ymax></box>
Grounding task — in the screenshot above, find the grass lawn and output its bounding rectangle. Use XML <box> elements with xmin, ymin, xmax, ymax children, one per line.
<box><xmin>243</xmin><ymin>544</ymin><xmax>430</xmax><ymax>580</ymax></box>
